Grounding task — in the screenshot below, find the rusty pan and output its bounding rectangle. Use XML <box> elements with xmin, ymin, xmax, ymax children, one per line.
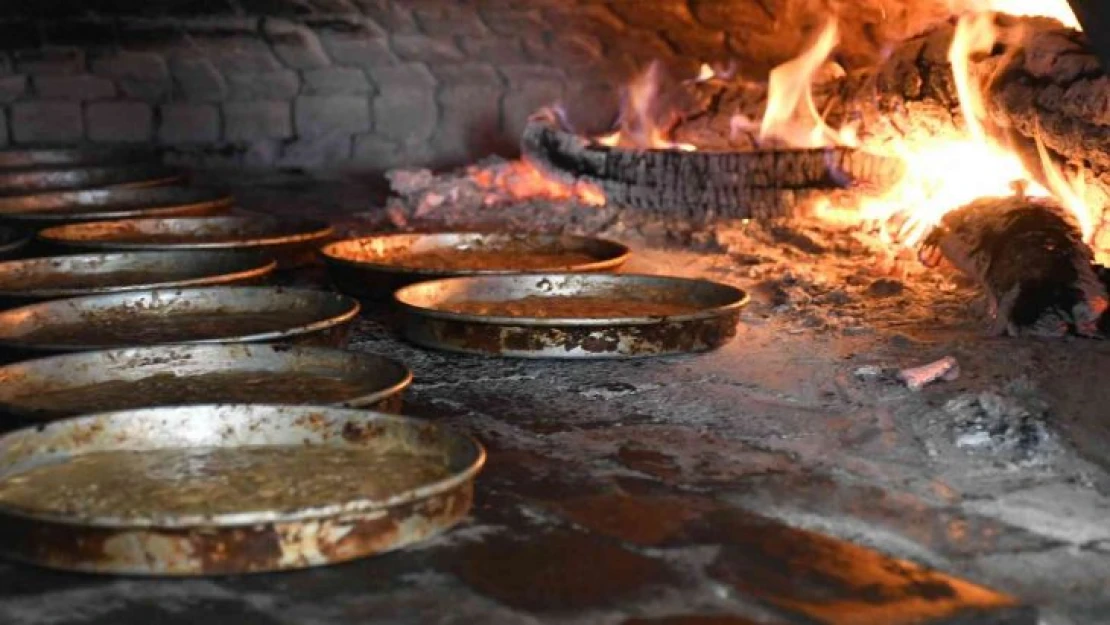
<box><xmin>0</xmin><ymin>404</ymin><xmax>484</xmax><ymax>575</ymax></box>
<box><xmin>0</xmin><ymin>187</ymin><xmax>234</xmax><ymax>227</ymax></box>
<box><xmin>321</xmin><ymin>232</ymin><xmax>630</xmax><ymax>300</ymax></box>
<box><xmin>0</xmin><ymin>344</ymin><xmax>412</xmax><ymax>420</ymax></box>
<box><xmin>0</xmin><ymin>147</ymin><xmax>158</xmax><ymax>170</ymax></box>
<box><xmin>0</xmin><ymin>251</ymin><xmax>277</xmax><ymax>309</ymax></box>
<box><xmin>38</xmin><ymin>215</ymin><xmax>333</xmax><ymax>269</ymax></box>
<box><xmin>394</xmin><ymin>273</ymin><xmax>748</xmax><ymax>358</ymax></box>
<box><xmin>0</xmin><ymin>164</ymin><xmax>184</xmax><ymax>196</ymax></box>
<box><xmin>0</xmin><ymin>286</ymin><xmax>360</xmax><ymax>361</ymax></box>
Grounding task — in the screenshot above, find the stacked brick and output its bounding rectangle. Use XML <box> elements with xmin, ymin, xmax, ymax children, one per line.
<box><xmin>0</xmin><ymin>0</ymin><xmax>950</xmax><ymax>170</ymax></box>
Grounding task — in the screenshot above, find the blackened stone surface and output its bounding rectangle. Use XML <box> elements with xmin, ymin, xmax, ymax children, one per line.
<box><xmin>3</xmin><ymin>174</ymin><xmax>1106</xmax><ymax>623</ymax></box>
<box><xmin>449</xmin><ymin>529</ymin><xmax>681</xmax><ymax>613</ymax></box>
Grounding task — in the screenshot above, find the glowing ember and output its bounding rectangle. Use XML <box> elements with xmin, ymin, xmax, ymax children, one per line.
<box><xmin>469</xmin><ymin>160</ymin><xmax>606</xmax><ymax>207</ymax></box>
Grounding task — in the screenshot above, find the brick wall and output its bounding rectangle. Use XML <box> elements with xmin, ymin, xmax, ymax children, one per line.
<box><xmin>0</xmin><ymin>0</ymin><xmax>950</xmax><ymax>172</ymax></box>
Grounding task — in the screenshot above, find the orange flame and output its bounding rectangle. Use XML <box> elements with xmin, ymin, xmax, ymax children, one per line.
<box><xmin>982</xmin><ymin>0</ymin><xmax>1080</xmax><ymax>29</ymax></box>
<box><xmin>594</xmin><ymin>62</ymin><xmax>697</xmax><ymax>151</ymax></box>
<box><xmin>470</xmin><ymin>161</ymin><xmax>606</xmax><ymax>207</ymax></box>
<box><xmin>858</xmin><ymin>1</ymin><xmax>1094</xmax><ymax>248</ymax></box>
<box><xmin>759</xmin><ymin>18</ymin><xmax>858</xmax><ymax>148</ymax></box>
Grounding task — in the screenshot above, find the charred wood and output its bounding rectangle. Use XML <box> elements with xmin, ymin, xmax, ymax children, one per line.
<box><xmin>521</xmin><ymin>108</ymin><xmax>904</xmax><ymax>220</ymax></box>
<box><xmin>673</xmin><ymin>16</ymin><xmax>1110</xmax><ymax>233</ymax></box>
<box><xmin>920</xmin><ymin>195</ymin><xmax>1107</xmax><ymax>337</ymax></box>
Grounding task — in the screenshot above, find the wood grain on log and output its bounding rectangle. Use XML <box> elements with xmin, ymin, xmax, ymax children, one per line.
<box><xmin>521</xmin><ymin>108</ymin><xmax>904</xmax><ymax>219</ymax></box>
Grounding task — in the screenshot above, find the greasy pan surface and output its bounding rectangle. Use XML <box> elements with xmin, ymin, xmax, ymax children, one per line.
<box><xmin>322</xmin><ymin>232</ymin><xmax>630</xmax><ymax>299</ymax></box>
<box><xmin>394</xmin><ymin>273</ymin><xmax>748</xmax><ymax>358</ymax></box>
<box><xmin>0</xmin><ymin>404</ymin><xmax>484</xmax><ymax>574</ymax></box>
<box><xmin>0</xmin><ymin>251</ymin><xmax>276</xmax><ymax>307</ymax></box>
<box><xmin>0</xmin><ymin>187</ymin><xmax>234</xmax><ymax>225</ymax></box>
<box><xmin>0</xmin><ymin>164</ymin><xmax>184</xmax><ymax>196</ymax></box>
<box><xmin>0</xmin><ymin>286</ymin><xmax>359</xmax><ymax>356</ymax></box>
<box><xmin>0</xmin><ymin>344</ymin><xmax>412</xmax><ymax>420</ymax></box>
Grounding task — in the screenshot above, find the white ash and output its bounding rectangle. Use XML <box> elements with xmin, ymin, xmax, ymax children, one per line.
<box><xmin>942</xmin><ymin>385</ymin><xmax>1059</xmax><ymax>464</ymax></box>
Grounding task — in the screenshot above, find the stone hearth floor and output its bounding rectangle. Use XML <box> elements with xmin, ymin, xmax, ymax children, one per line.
<box><xmin>2</xmin><ymin>171</ymin><xmax>1109</xmax><ymax>624</ymax></box>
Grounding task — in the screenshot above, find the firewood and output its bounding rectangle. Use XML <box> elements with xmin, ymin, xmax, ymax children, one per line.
<box><xmin>520</xmin><ymin>108</ymin><xmax>904</xmax><ymax>219</ymax></box>
<box><xmin>919</xmin><ymin>195</ymin><xmax>1108</xmax><ymax>337</ymax></box>
<box><xmin>672</xmin><ymin>15</ymin><xmax>1110</xmax><ymax>234</ymax></box>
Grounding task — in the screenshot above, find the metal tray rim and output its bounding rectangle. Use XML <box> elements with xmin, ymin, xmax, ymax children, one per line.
<box><xmin>0</xmin><ymin>165</ymin><xmax>186</xmax><ymax>195</ymax></box>
<box><xmin>0</xmin><ymin>188</ymin><xmax>235</xmax><ymax>224</ymax></box>
<box><xmin>0</xmin><ymin>344</ymin><xmax>414</xmax><ymax>417</ymax></box>
<box><xmin>393</xmin><ymin>272</ymin><xmax>749</xmax><ymax>327</ymax></box>
<box><xmin>0</xmin><ymin>286</ymin><xmax>361</xmax><ymax>353</ymax></box>
<box><xmin>320</xmin><ymin>232</ymin><xmax>631</xmax><ymax>277</ymax></box>
<box><xmin>0</xmin><ymin>404</ymin><xmax>485</xmax><ymax>529</ymax></box>
<box><xmin>0</xmin><ymin>252</ymin><xmax>278</xmax><ymax>300</ymax></box>
<box><xmin>37</xmin><ymin>216</ymin><xmax>335</xmax><ymax>251</ymax></box>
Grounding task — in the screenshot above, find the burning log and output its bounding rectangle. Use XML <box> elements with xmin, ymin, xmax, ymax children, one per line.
<box><xmin>521</xmin><ymin>108</ymin><xmax>905</xmax><ymax>220</ymax></box>
<box><xmin>673</xmin><ymin>15</ymin><xmax>1110</xmax><ymax>229</ymax></box>
<box><xmin>981</xmin><ymin>25</ymin><xmax>1110</xmax><ymax>223</ymax></box>
<box><xmin>919</xmin><ymin>195</ymin><xmax>1108</xmax><ymax>337</ymax></box>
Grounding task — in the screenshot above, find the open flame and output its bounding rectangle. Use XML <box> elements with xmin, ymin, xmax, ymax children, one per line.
<box><xmin>595</xmin><ymin>62</ymin><xmax>698</xmax><ymax>152</ymax></box>
<box><xmin>528</xmin><ymin>0</ymin><xmax>1094</xmax><ymax>256</ymax></box>
<box><xmin>982</xmin><ymin>0</ymin><xmax>1080</xmax><ymax>29</ymax></box>
<box><xmin>858</xmin><ymin>0</ymin><xmax>1092</xmax><ymax>248</ymax></box>
<box><xmin>758</xmin><ymin>19</ymin><xmax>858</xmax><ymax>148</ymax></box>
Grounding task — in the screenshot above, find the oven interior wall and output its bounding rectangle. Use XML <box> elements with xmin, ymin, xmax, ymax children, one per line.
<box><xmin>0</xmin><ymin>0</ymin><xmax>950</xmax><ymax>172</ymax></box>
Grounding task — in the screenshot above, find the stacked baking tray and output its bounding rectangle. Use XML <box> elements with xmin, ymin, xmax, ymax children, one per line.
<box><xmin>0</xmin><ymin>146</ymin><xmax>748</xmax><ymax>576</ymax></box>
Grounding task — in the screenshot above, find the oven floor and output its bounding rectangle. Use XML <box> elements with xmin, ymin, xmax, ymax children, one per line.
<box><xmin>1</xmin><ymin>172</ymin><xmax>1108</xmax><ymax>624</ymax></box>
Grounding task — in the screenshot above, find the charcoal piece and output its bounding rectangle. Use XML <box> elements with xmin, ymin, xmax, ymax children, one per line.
<box><xmin>920</xmin><ymin>195</ymin><xmax>1107</xmax><ymax>337</ymax></box>
<box><xmin>520</xmin><ymin>107</ymin><xmax>905</xmax><ymax>220</ymax></box>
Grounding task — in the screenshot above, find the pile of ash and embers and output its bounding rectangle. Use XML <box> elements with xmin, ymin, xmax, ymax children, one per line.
<box><xmin>380</xmin><ymin>155</ymin><xmax>1110</xmax><ymax>343</ymax></box>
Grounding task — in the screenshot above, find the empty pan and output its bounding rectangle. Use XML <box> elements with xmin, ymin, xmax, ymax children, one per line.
<box><xmin>0</xmin><ymin>344</ymin><xmax>412</xmax><ymax>420</ymax></box>
<box><xmin>394</xmin><ymin>273</ymin><xmax>749</xmax><ymax>358</ymax></box>
<box><xmin>0</xmin><ymin>286</ymin><xmax>360</xmax><ymax>360</ymax></box>
<box><xmin>0</xmin><ymin>164</ymin><xmax>184</xmax><ymax>196</ymax></box>
<box><xmin>38</xmin><ymin>216</ymin><xmax>333</xmax><ymax>269</ymax></box>
<box><xmin>322</xmin><ymin>232</ymin><xmax>630</xmax><ymax>300</ymax></box>
<box><xmin>0</xmin><ymin>147</ymin><xmax>159</xmax><ymax>170</ymax></box>
<box><xmin>0</xmin><ymin>187</ymin><xmax>234</xmax><ymax>227</ymax></box>
<box><xmin>0</xmin><ymin>251</ymin><xmax>276</xmax><ymax>308</ymax></box>
<box><xmin>0</xmin><ymin>404</ymin><xmax>484</xmax><ymax>575</ymax></box>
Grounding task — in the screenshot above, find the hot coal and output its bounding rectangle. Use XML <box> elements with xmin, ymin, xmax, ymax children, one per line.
<box><xmin>920</xmin><ymin>195</ymin><xmax>1107</xmax><ymax>338</ymax></box>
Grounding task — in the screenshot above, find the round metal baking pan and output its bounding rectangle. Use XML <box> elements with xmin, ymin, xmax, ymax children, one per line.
<box><xmin>394</xmin><ymin>273</ymin><xmax>748</xmax><ymax>358</ymax></box>
<box><xmin>0</xmin><ymin>164</ymin><xmax>184</xmax><ymax>196</ymax></box>
<box><xmin>0</xmin><ymin>404</ymin><xmax>484</xmax><ymax>575</ymax></box>
<box><xmin>0</xmin><ymin>187</ymin><xmax>234</xmax><ymax>227</ymax></box>
<box><xmin>0</xmin><ymin>286</ymin><xmax>360</xmax><ymax>360</ymax></box>
<box><xmin>0</xmin><ymin>344</ymin><xmax>412</xmax><ymax>420</ymax></box>
<box><xmin>0</xmin><ymin>251</ymin><xmax>277</xmax><ymax>308</ymax></box>
<box><xmin>0</xmin><ymin>225</ymin><xmax>31</xmax><ymax>261</ymax></box>
<box><xmin>0</xmin><ymin>147</ymin><xmax>158</xmax><ymax>170</ymax></box>
<box><xmin>322</xmin><ymin>232</ymin><xmax>631</xmax><ymax>300</ymax></box>
<box><xmin>38</xmin><ymin>215</ymin><xmax>333</xmax><ymax>269</ymax></box>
